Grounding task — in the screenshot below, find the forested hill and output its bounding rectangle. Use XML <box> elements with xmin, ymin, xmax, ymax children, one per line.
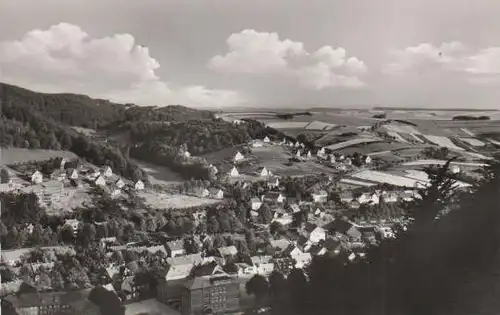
<box><xmin>0</xmin><ymin>82</ymin><xmax>215</xmax><ymax>129</ymax></box>
<box><xmin>0</xmin><ymin>83</ymin><xmax>215</xmax><ymax>181</ymax></box>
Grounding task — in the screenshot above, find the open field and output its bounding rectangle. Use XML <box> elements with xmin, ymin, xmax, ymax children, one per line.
<box><xmin>249</xmin><ymin>145</ymin><xmax>339</xmax><ymax>177</ymax></box>
<box><xmin>325</xmin><ymin>137</ymin><xmax>383</xmax><ymax>151</ymax></box>
<box><xmin>131</xmin><ymin>159</ymin><xmax>184</xmax><ymax>185</ymax></box>
<box><xmin>264</xmin><ymin>121</ymin><xmax>311</xmax><ymax>129</ymax></box>
<box><xmin>140</xmin><ymin>191</ymin><xmax>221</xmax><ymax>209</ymax></box>
<box><xmin>351</xmin><ymin>170</ymin><xmax>428</xmax><ymax>187</ymax></box>
<box><xmin>45</xmin><ymin>186</ymin><xmax>93</xmax><ymax>216</ymax></box>
<box><xmin>458</xmin><ymin>138</ymin><xmax>485</xmax><ymax>147</ymax></box>
<box><xmin>402</xmin><ymin>159</ymin><xmax>489</xmax><ymax>167</ymax></box>
<box><xmin>339</xmin><ymin>178</ymin><xmax>376</xmax><ymax>187</ymax></box>
<box><xmin>0</xmin><ymin>148</ymin><xmax>77</xmax><ymax>165</ymax></box>
<box><xmin>305</xmin><ymin>120</ymin><xmax>337</xmax><ymax>131</ymax></box>
<box><xmin>421</xmin><ymin>135</ymin><xmax>464</xmax><ymax>150</ymax></box>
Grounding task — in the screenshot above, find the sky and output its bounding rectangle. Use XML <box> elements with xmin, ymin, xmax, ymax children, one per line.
<box><xmin>1</xmin><ymin>0</ymin><xmax>500</xmax><ymax>109</ymax></box>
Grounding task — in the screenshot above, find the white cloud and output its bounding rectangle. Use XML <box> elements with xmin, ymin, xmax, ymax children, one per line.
<box><xmin>385</xmin><ymin>41</ymin><xmax>500</xmax><ymax>84</ymax></box>
<box><xmin>0</xmin><ymin>23</ymin><xmax>243</xmax><ymax>108</ymax></box>
<box><xmin>209</xmin><ymin>29</ymin><xmax>367</xmax><ymax>90</ymax></box>
<box><xmin>208</xmin><ymin>29</ymin><xmax>306</xmax><ymax>74</ymax></box>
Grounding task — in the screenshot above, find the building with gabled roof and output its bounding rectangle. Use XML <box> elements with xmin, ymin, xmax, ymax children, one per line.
<box><xmin>209</xmin><ymin>188</ymin><xmax>224</xmax><ymax>199</ymax></box>
<box><xmin>233</xmin><ymin>151</ymin><xmax>244</xmax><ymax>162</ymax></box>
<box><xmin>134</xmin><ymin>180</ymin><xmax>145</xmax><ymax>191</ymax></box>
<box><xmin>229</xmin><ymin>166</ymin><xmax>239</xmax><ymax>177</ymax></box>
<box><xmin>263</xmin><ymin>136</ymin><xmax>270</xmax><ymax>143</ymax></box>
<box><xmin>31</xmin><ymin>170</ymin><xmax>43</xmax><ymax>184</ymax></box>
<box><xmin>257</xmin><ymin>166</ymin><xmax>271</xmax><ymax>177</ymax></box>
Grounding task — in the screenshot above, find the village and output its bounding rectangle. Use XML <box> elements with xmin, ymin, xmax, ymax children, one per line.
<box><xmin>0</xmin><ymin>131</ymin><xmax>475</xmax><ymax>315</ymax></box>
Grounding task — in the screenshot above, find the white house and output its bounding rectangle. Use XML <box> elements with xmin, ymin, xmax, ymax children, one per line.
<box><xmin>381</xmin><ymin>191</ymin><xmax>398</xmax><ymax>203</ymax></box>
<box><xmin>87</xmin><ymin>169</ymin><xmax>101</xmax><ymax>181</ymax></box>
<box><xmin>450</xmin><ymin>165</ymin><xmax>461</xmax><ymax>174</ymax></box>
<box><xmin>357</xmin><ymin>193</ymin><xmax>379</xmax><ymax>205</ymax></box>
<box><xmin>115</xmin><ymin>179</ymin><xmax>125</xmax><ymax>189</ymax></box>
<box><xmin>103</xmin><ymin>166</ymin><xmax>113</xmax><ymax>178</ymax></box>
<box><xmin>305</xmin><ymin>224</ymin><xmax>326</xmax><ymax>244</ymax></box>
<box><xmin>250</xmin><ymin>197</ymin><xmax>263</xmax><ymax>211</ymax></box>
<box><xmin>258</xmin><ymin>167</ymin><xmax>270</xmax><ymax>177</ymax></box>
<box><xmin>344</xmin><ymin>158</ymin><xmax>352</xmax><ymax>166</ymax></box>
<box><xmin>209</xmin><ymin>188</ymin><xmax>224</xmax><ymax>199</ymax></box>
<box><xmin>262</xmin><ymin>192</ymin><xmax>285</xmax><ymax>204</ymax></box>
<box><xmin>330</xmin><ymin>155</ymin><xmax>336</xmax><ymax>163</ymax></box>
<box><xmin>134</xmin><ymin>180</ymin><xmax>145</xmax><ymax>191</ymax></box>
<box><xmin>263</xmin><ymin>136</ymin><xmax>271</xmax><ymax>143</ymax></box>
<box><xmin>184</xmin><ymin>151</ymin><xmax>191</xmax><ymax>158</ymax></box>
<box><xmin>66</xmin><ymin>169</ymin><xmax>78</xmax><ymax>180</ymax></box>
<box><xmin>64</xmin><ymin>219</ymin><xmax>80</xmax><ymax>235</ymax></box>
<box><xmin>307</xmin><ymin>151</ymin><xmax>312</xmax><ymax>158</ymax></box>
<box><xmin>296</xmin><ymin>150</ymin><xmax>301</xmax><ymax>158</ymax></box>
<box><xmin>252</xmin><ymin>141</ymin><xmax>263</xmax><ymax>148</ymax></box>
<box><xmin>229</xmin><ymin>166</ymin><xmax>239</xmax><ymax>177</ymax></box>
<box><xmin>111</xmin><ymin>188</ymin><xmax>121</xmax><ymax>198</ymax></box>
<box><xmin>209</xmin><ymin>164</ymin><xmax>218</xmax><ymax>175</ymax></box>
<box><xmin>290</xmin><ymin>204</ymin><xmax>301</xmax><ymax>213</ymax></box>
<box><xmin>199</xmin><ymin>188</ymin><xmax>210</xmax><ymax>198</ymax></box>
<box><xmin>250</xmin><ymin>256</ymin><xmax>274</xmax><ymax>275</ymax></box>
<box><xmin>95</xmin><ymin>175</ymin><xmax>106</xmax><ymax>187</ymax></box>
<box><xmin>167</xmin><ymin>240</ymin><xmax>186</xmax><ymax>257</ymax></box>
<box><xmin>234</xmin><ymin>151</ymin><xmax>245</xmax><ymax>162</ymax></box>
<box><xmin>295</xmin><ymin>142</ymin><xmax>300</xmax><ymax>148</ymax></box>
<box><xmin>267</xmin><ymin>177</ymin><xmax>279</xmax><ymax>189</ymax></box>
<box><xmin>318</xmin><ymin>148</ymin><xmax>326</xmax><ymax>157</ymax></box>
<box><xmin>31</xmin><ymin>171</ymin><xmax>43</xmax><ymax>184</ymax></box>
<box><xmin>365</xmin><ymin>156</ymin><xmax>372</xmax><ymax>164</ymax></box>
<box><xmin>312</xmin><ymin>190</ymin><xmax>328</xmax><ymax>204</ymax></box>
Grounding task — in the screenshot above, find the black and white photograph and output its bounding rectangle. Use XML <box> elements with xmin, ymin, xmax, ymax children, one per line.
<box><xmin>1</xmin><ymin>1</ymin><xmax>500</xmax><ymax>315</ymax></box>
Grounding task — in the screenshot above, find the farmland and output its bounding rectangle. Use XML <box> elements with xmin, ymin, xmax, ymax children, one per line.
<box><xmin>421</xmin><ymin>135</ymin><xmax>464</xmax><ymax>150</ymax></box>
<box><xmin>325</xmin><ymin>137</ymin><xmax>383</xmax><ymax>151</ymax></box>
<box><xmin>0</xmin><ymin>148</ymin><xmax>78</xmax><ymax>165</ymax></box>
<box><xmin>350</xmin><ymin>169</ymin><xmax>426</xmax><ymax>187</ymax></box>
<box><xmin>131</xmin><ymin>158</ymin><xmax>184</xmax><ymax>185</ymax></box>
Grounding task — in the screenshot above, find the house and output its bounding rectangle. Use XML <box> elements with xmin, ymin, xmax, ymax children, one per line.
<box><xmin>295</xmin><ymin>142</ymin><xmax>300</xmax><ymax>148</ymax></box>
<box><xmin>267</xmin><ymin>177</ymin><xmax>280</xmax><ymax>189</ymax></box>
<box><xmin>229</xmin><ymin>166</ymin><xmax>239</xmax><ymax>177</ymax></box>
<box><xmin>250</xmin><ymin>256</ymin><xmax>274</xmax><ymax>275</ymax></box>
<box><xmin>87</xmin><ymin>169</ymin><xmax>101</xmax><ymax>181</ymax></box>
<box><xmin>114</xmin><ymin>179</ymin><xmax>125</xmax><ymax>189</ymax></box>
<box><xmin>250</xmin><ymin>197</ymin><xmax>262</xmax><ymax>211</ymax></box>
<box><xmin>283</xmin><ymin>245</ymin><xmax>312</xmax><ymax>269</ymax></box>
<box><xmin>381</xmin><ymin>191</ymin><xmax>398</xmax><ymax>203</ymax></box>
<box><xmin>180</xmin><ymin>274</ymin><xmax>241</xmax><ymax>315</ymax></box>
<box><xmin>307</xmin><ymin>151</ymin><xmax>312</xmax><ymax>158</ymax></box>
<box><xmin>167</xmin><ymin>240</ymin><xmax>186</xmax><ymax>257</ymax></box>
<box><xmin>209</xmin><ymin>164</ymin><xmax>218</xmax><ymax>175</ymax></box>
<box><xmin>344</xmin><ymin>158</ymin><xmax>352</xmax><ymax>166</ymax></box>
<box><xmin>312</xmin><ymin>190</ymin><xmax>328</xmax><ymax>203</ymax></box>
<box><xmin>263</xmin><ymin>136</ymin><xmax>271</xmax><ymax>143</ymax></box>
<box><xmin>198</xmin><ymin>188</ymin><xmax>210</xmax><ymax>198</ymax></box>
<box><xmin>64</xmin><ymin>219</ymin><xmax>80</xmax><ymax>235</ymax></box>
<box><xmin>330</xmin><ymin>155</ymin><xmax>336</xmax><ymax>163</ymax></box>
<box><xmin>102</xmin><ymin>166</ymin><xmax>113</xmax><ymax>177</ymax></box>
<box><xmin>261</xmin><ymin>192</ymin><xmax>285</xmax><ymax>204</ymax></box>
<box><xmin>273</xmin><ymin>258</ymin><xmax>295</xmax><ymax>275</ymax></box>
<box><xmin>365</xmin><ymin>155</ymin><xmax>372</xmax><ymax>164</ymax></box>
<box><xmin>257</xmin><ymin>166</ymin><xmax>271</xmax><ymax>177</ymax></box>
<box><xmin>269</xmin><ymin>239</ymin><xmax>292</xmax><ymax>253</ymax></box>
<box><xmin>100</xmin><ymin>237</ymin><xmax>118</xmax><ymax>248</ymax></box>
<box><xmin>110</xmin><ymin>188</ymin><xmax>121</xmax><ymax>198</ymax></box>
<box><xmin>324</xmin><ymin>220</ymin><xmax>362</xmax><ymax>241</ymax></box>
<box><xmin>340</xmin><ymin>191</ymin><xmax>354</xmax><ymax>203</ymax></box>
<box><xmin>272</xmin><ymin>213</ymin><xmax>293</xmax><ymax>226</ymax></box>
<box><xmin>209</xmin><ymin>188</ymin><xmax>224</xmax><ymax>199</ymax></box>
<box><xmin>94</xmin><ymin>175</ymin><xmax>106</xmax><ymax>187</ymax></box>
<box><xmin>66</xmin><ymin>168</ymin><xmax>78</xmax><ymax>180</ymax></box>
<box><xmin>377</xmin><ymin>226</ymin><xmax>395</xmax><ymax>239</ymax></box>
<box><xmin>317</xmin><ymin>147</ymin><xmax>326</xmax><ymax>157</ymax></box>
<box><xmin>289</xmin><ymin>203</ymin><xmax>301</xmax><ymax>214</ymax></box>
<box><xmin>134</xmin><ymin>180</ymin><xmax>145</xmax><ymax>191</ymax></box>
<box><xmin>218</xmin><ymin>246</ymin><xmax>238</xmax><ymax>259</ymax></box>
<box><xmin>357</xmin><ymin>192</ymin><xmax>379</xmax><ymax>205</ymax></box>
<box><xmin>296</xmin><ymin>150</ymin><xmax>301</xmax><ymax>158</ymax></box>
<box><xmin>309</xmin><ymin>245</ymin><xmax>327</xmax><ymax>256</ymax></box>
<box><xmin>450</xmin><ymin>165</ymin><xmax>461</xmax><ymax>174</ymax></box>
<box><xmin>50</xmin><ymin>169</ymin><xmax>67</xmax><ymax>181</ymax></box>
<box><xmin>234</xmin><ymin>151</ymin><xmax>245</xmax><ymax>162</ymax></box>
<box><xmin>31</xmin><ymin>171</ymin><xmax>43</xmax><ymax>184</ymax></box>
<box><xmin>184</xmin><ymin>151</ymin><xmax>191</xmax><ymax>158</ymax></box>
<box><xmin>304</xmin><ymin>223</ymin><xmax>326</xmax><ymax>244</ymax></box>
<box><xmin>1</xmin><ymin>246</ymin><xmax>75</xmax><ymax>267</ymax></box>
<box><xmin>252</xmin><ymin>140</ymin><xmax>263</xmax><ymax>148</ymax></box>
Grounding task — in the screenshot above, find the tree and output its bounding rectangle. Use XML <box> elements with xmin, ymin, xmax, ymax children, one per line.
<box><xmin>89</xmin><ymin>286</ymin><xmax>125</xmax><ymax>315</ymax></box>
<box><xmin>259</xmin><ymin>204</ymin><xmax>273</xmax><ymax>224</ymax></box>
<box><xmin>287</xmin><ymin>268</ymin><xmax>309</xmax><ymax>312</ymax></box>
<box><xmin>245</xmin><ymin>274</ymin><xmax>269</xmax><ymax>305</ymax></box>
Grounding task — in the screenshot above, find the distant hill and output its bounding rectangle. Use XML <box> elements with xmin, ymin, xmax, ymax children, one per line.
<box><xmin>373</xmin><ymin>106</ymin><xmax>498</xmax><ymax>112</ymax></box>
<box><xmin>0</xmin><ymin>82</ymin><xmax>215</xmax><ymax>129</ymax></box>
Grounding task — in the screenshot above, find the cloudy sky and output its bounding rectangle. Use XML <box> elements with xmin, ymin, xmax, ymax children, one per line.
<box><xmin>1</xmin><ymin>0</ymin><xmax>500</xmax><ymax>109</ymax></box>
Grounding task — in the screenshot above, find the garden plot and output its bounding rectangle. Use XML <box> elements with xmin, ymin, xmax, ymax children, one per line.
<box><xmin>421</xmin><ymin>135</ymin><xmax>464</xmax><ymax>150</ymax></box>
<box><xmin>458</xmin><ymin>138</ymin><xmax>485</xmax><ymax>147</ymax></box>
<box><xmin>383</xmin><ymin>124</ymin><xmax>422</xmax><ymax>135</ymax></box>
<box><xmin>386</xmin><ymin>131</ymin><xmax>409</xmax><ymax>144</ymax></box>
<box><xmin>140</xmin><ymin>191</ymin><xmax>221</xmax><ymax>209</ymax></box>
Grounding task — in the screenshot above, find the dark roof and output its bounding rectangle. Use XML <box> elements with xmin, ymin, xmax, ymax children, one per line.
<box><xmin>323</xmin><ymin>219</ymin><xmax>353</xmax><ymax>234</ymax></box>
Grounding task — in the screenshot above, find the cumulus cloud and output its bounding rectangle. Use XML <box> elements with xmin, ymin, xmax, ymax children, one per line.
<box><xmin>384</xmin><ymin>41</ymin><xmax>500</xmax><ymax>84</ymax></box>
<box><xmin>0</xmin><ymin>23</ymin><xmax>243</xmax><ymax>108</ymax></box>
<box><xmin>208</xmin><ymin>29</ymin><xmax>367</xmax><ymax>90</ymax></box>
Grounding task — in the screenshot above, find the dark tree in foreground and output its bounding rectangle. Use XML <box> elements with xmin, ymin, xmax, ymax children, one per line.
<box><xmin>246</xmin><ymin>274</ymin><xmax>269</xmax><ymax>306</ymax></box>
